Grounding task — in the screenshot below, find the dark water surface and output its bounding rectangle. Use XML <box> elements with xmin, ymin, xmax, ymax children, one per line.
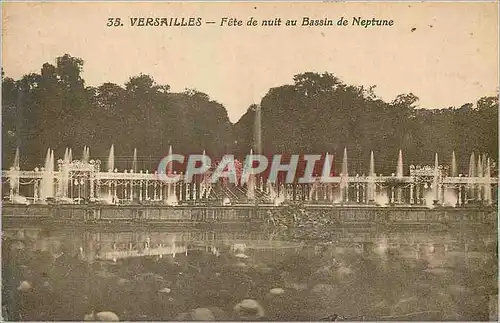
<box><xmin>2</xmin><ymin>219</ymin><xmax>498</xmax><ymax>321</ymax></box>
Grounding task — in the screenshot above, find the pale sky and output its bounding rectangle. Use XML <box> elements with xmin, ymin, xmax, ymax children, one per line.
<box><xmin>2</xmin><ymin>2</ymin><xmax>498</xmax><ymax>122</ymax></box>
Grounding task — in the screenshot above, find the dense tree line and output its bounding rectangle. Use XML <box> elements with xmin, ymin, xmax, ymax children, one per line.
<box><xmin>2</xmin><ymin>55</ymin><xmax>234</xmax><ymax>171</ymax></box>
<box><xmin>2</xmin><ymin>55</ymin><xmax>498</xmax><ymax>175</ymax></box>
<box><xmin>234</xmin><ymin>72</ymin><xmax>498</xmax><ymax>175</ymax></box>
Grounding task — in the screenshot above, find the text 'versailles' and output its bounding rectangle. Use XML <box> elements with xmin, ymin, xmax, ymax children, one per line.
<box><xmin>129</xmin><ymin>17</ymin><xmax>203</xmax><ymax>27</ymax></box>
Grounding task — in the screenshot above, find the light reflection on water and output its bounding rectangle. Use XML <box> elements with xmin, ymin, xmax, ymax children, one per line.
<box><xmin>2</xmin><ymin>223</ymin><xmax>498</xmax><ymax>321</ymax></box>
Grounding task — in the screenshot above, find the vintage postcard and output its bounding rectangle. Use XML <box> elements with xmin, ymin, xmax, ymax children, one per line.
<box><xmin>1</xmin><ymin>1</ymin><xmax>498</xmax><ymax>321</ymax></box>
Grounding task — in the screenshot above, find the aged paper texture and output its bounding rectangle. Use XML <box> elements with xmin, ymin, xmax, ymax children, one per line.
<box><xmin>1</xmin><ymin>2</ymin><xmax>498</xmax><ymax>321</ymax></box>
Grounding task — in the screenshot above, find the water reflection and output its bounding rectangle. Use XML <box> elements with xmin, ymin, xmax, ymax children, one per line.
<box><xmin>2</xmin><ymin>224</ymin><xmax>497</xmax><ymax>321</ymax></box>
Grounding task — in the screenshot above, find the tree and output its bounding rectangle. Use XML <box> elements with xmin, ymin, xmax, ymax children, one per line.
<box><xmin>2</xmin><ymin>60</ymin><xmax>497</xmax><ymax>174</ymax></box>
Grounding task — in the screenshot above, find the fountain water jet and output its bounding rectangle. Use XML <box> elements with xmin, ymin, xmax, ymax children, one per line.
<box><xmin>467</xmin><ymin>152</ymin><xmax>476</xmax><ymax>202</ymax></box>
<box><xmin>268</xmin><ymin>179</ymin><xmax>285</xmax><ymax>206</ymax></box>
<box><xmin>50</xmin><ymin>151</ymin><xmax>54</xmax><ymax>171</ymax></box>
<box><xmin>482</xmin><ymin>153</ymin><xmax>489</xmax><ymax>203</ymax></box>
<box><xmin>482</xmin><ymin>153</ymin><xmax>487</xmax><ymax>174</ymax></box>
<box><xmin>199</xmin><ymin>150</ymin><xmax>208</xmax><ymax>200</ymax></box>
<box><xmin>273</xmin><ymin>194</ymin><xmax>285</xmax><ymax>206</ymax></box>
<box><xmin>367</xmin><ymin>151</ymin><xmax>376</xmax><ymax>203</ymax></box>
<box><xmin>446</xmin><ymin>151</ymin><xmax>458</xmax><ymax>207</ymax></box>
<box><xmin>247</xmin><ymin>149</ymin><xmax>255</xmax><ymax>202</ymax></box>
<box><xmin>340</xmin><ymin>148</ymin><xmax>348</xmax><ymax>202</ymax></box>
<box><xmin>396</xmin><ymin>150</ymin><xmax>403</xmax><ymax>178</ymax></box>
<box><xmin>341</xmin><ymin>148</ymin><xmax>348</xmax><ymax>176</ymax></box>
<box><xmin>320</xmin><ymin>152</ymin><xmax>335</xmax><ymax>202</ymax></box>
<box><xmin>165</xmin><ymin>145</ymin><xmax>178</xmax><ymax>206</ymax></box>
<box><xmin>107</xmin><ymin>144</ymin><xmax>115</xmax><ymax>172</ymax></box>
<box><xmin>9</xmin><ymin>147</ymin><xmax>21</xmax><ymax>199</ymax></box>
<box><xmin>395</xmin><ymin>150</ymin><xmax>404</xmax><ymax>203</ymax></box>
<box><xmin>451</xmin><ymin>151</ymin><xmax>457</xmax><ymax>177</ymax></box>
<box><xmin>40</xmin><ymin>148</ymin><xmax>55</xmax><ymax>200</ymax></box>
<box><xmin>132</xmin><ymin>148</ymin><xmax>138</xmax><ymax>173</ymax></box>
<box><xmin>477</xmin><ymin>154</ymin><xmax>483</xmax><ymax>201</ymax></box>
<box><xmin>59</xmin><ymin>148</ymin><xmax>71</xmax><ymax>198</ymax></box>
<box><xmin>82</xmin><ymin>146</ymin><xmax>90</xmax><ymax>163</ymax></box>
<box><xmin>167</xmin><ymin>146</ymin><xmax>173</xmax><ymax>175</ymax></box>
<box><xmin>104</xmin><ymin>145</ymin><xmax>115</xmax><ymax>202</ymax></box>
<box><xmin>165</xmin><ymin>193</ymin><xmax>179</xmax><ymax>206</ymax></box>
<box><xmin>432</xmin><ymin>153</ymin><xmax>439</xmax><ymax>205</ymax></box>
<box><xmin>443</xmin><ymin>188</ymin><xmax>458</xmax><ymax>207</ymax></box>
<box><xmin>369</xmin><ymin>151</ymin><xmax>375</xmax><ymax>177</ymax></box>
<box><xmin>267</xmin><ymin>179</ymin><xmax>276</xmax><ymax>200</ymax></box>
<box><xmin>477</xmin><ymin>154</ymin><xmax>483</xmax><ymax>177</ymax></box>
<box><xmin>13</xmin><ymin>147</ymin><xmax>20</xmax><ymax>170</ymax></box>
<box><xmin>485</xmin><ymin>158</ymin><xmax>492</xmax><ymax>205</ymax></box>
<box><xmin>468</xmin><ymin>153</ymin><xmax>476</xmax><ymax>177</ymax></box>
<box><xmin>322</xmin><ymin>152</ymin><xmax>333</xmax><ymax>179</ymax></box>
<box><xmin>369</xmin><ymin>152</ymin><xmax>388</xmax><ymax>205</ymax></box>
<box><xmin>375</xmin><ymin>191</ymin><xmax>389</xmax><ymax>207</ymax></box>
<box><xmin>254</xmin><ymin>105</ymin><xmax>262</xmax><ymax>155</ymax></box>
<box><xmin>423</xmin><ymin>191</ymin><xmax>436</xmax><ymax>208</ymax></box>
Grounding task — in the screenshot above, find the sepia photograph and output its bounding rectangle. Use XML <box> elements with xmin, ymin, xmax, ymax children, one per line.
<box><xmin>1</xmin><ymin>1</ymin><xmax>499</xmax><ymax>321</ymax></box>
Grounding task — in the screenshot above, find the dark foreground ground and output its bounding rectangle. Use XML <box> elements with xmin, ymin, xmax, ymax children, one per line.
<box><xmin>1</xmin><ymin>223</ymin><xmax>498</xmax><ymax>321</ymax></box>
